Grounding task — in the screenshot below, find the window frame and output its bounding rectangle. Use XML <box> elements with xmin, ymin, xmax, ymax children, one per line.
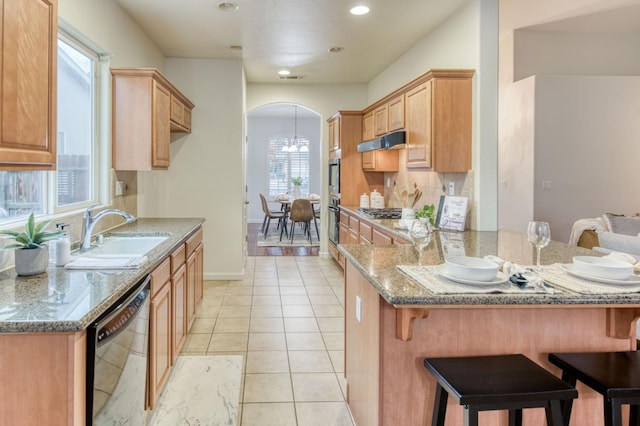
<box><xmin>267</xmin><ymin>135</ymin><xmax>311</xmax><ymax>197</ymax></box>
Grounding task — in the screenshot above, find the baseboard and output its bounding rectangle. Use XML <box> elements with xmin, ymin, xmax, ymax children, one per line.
<box><xmin>204</xmin><ymin>272</ymin><xmax>246</xmax><ymax>281</ymax></box>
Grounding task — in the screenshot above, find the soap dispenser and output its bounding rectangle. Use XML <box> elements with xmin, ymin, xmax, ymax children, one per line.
<box><xmin>55</xmin><ymin>223</ymin><xmax>71</xmax><ymax>267</ymax></box>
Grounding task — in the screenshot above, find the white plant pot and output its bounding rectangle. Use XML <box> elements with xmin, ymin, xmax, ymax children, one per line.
<box><xmin>293</xmin><ymin>185</ymin><xmax>301</xmax><ymax>198</ymax></box>
<box><xmin>14</xmin><ymin>246</ymin><xmax>49</xmax><ymax>276</ymax></box>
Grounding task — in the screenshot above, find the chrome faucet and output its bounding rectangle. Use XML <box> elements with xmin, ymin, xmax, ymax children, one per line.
<box><xmin>81</xmin><ymin>205</ymin><xmax>136</xmax><ymax>250</ymax></box>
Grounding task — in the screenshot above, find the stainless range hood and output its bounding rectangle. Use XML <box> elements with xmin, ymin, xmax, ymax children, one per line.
<box><xmin>357</xmin><ymin>130</ymin><xmax>406</xmax><ymax>152</ymax></box>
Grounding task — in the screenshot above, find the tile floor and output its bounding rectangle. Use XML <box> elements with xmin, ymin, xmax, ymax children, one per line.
<box><xmin>182</xmin><ymin>255</ymin><xmax>354</xmax><ymax>425</ymax></box>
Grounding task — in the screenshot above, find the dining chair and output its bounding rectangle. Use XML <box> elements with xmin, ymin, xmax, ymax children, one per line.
<box><xmin>260</xmin><ymin>194</ymin><xmax>287</xmax><ymax>238</ymax></box>
<box><xmin>283</xmin><ymin>199</ymin><xmax>314</xmax><ymax>244</ymax></box>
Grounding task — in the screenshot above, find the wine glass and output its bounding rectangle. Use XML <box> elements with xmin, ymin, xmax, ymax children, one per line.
<box><xmin>409</xmin><ymin>220</ymin><xmax>431</xmax><ymax>271</ymax></box>
<box><xmin>527</xmin><ymin>221</ymin><xmax>551</xmax><ymax>271</ymax></box>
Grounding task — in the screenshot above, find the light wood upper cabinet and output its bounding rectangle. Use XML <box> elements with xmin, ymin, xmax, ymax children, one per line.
<box><xmin>0</xmin><ymin>0</ymin><xmax>57</xmax><ymax>170</ymax></box>
<box><xmin>111</xmin><ymin>68</ymin><xmax>195</xmax><ymax>171</ymax></box>
<box><xmin>362</xmin><ymin>110</ymin><xmax>398</xmax><ymax>172</ymax></box>
<box><xmin>374</xmin><ymin>104</ymin><xmax>388</xmax><ymax>136</ymax></box>
<box><xmin>362</xmin><ymin>111</ymin><xmax>374</xmax><ymax>141</ymax></box>
<box><xmin>387</xmin><ymin>94</ymin><xmax>405</xmax><ymax>131</ymax></box>
<box><xmin>328</xmin><ymin>115</ymin><xmax>341</xmax><ymax>152</ymax></box>
<box><xmin>406</xmin><ymin>72</ymin><xmax>472</xmax><ymax>171</ymax></box>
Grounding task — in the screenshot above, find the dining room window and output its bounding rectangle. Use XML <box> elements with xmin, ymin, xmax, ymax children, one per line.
<box><xmin>268</xmin><ymin>136</ymin><xmax>310</xmax><ymax>196</ymax></box>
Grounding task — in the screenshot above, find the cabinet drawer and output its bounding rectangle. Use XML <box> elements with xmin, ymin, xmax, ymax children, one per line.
<box><xmin>170</xmin><ymin>243</ymin><xmax>186</xmax><ymax>273</ymax></box>
<box><xmin>359</xmin><ymin>235</ymin><xmax>372</xmax><ymax>245</ymax></box>
<box><xmin>186</xmin><ymin>228</ymin><xmax>203</xmax><ymax>257</ymax></box>
<box><xmin>372</xmin><ymin>228</ymin><xmax>393</xmax><ymax>245</ymax></box>
<box><xmin>151</xmin><ymin>258</ymin><xmax>171</xmax><ymax>296</ymax></box>
<box><xmin>340</xmin><ymin>210</ymin><xmax>350</xmax><ymax>225</ymax></box>
<box><xmin>349</xmin><ymin>216</ymin><xmax>359</xmax><ymax>231</ymax></box>
<box><xmin>359</xmin><ymin>221</ymin><xmax>373</xmax><ymax>242</ymax></box>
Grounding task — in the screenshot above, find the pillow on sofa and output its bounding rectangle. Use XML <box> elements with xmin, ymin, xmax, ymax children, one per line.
<box><xmin>603</xmin><ymin>213</ymin><xmax>640</xmax><ymax>236</ymax></box>
<box><xmin>598</xmin><ymin>231</ymin><xmax>640</xmax><ymax>257</ymax></box>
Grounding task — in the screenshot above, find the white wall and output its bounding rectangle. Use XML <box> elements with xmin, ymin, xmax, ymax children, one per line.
<box><xmin>58</xmin><ymin>0</ymin><xmax>164</xmax><ymax>69</ymax></box>
<box><xmin>499</xmin><ymin>0</ymin><xmax>640</xmax><ymax>241</ymax></box>
<box><xmin>247</xmin><ymin>115</ymin><xmax>321</xmax><ymax>223</ymax></box>
<box><xmin>138</xmin><ymin>59</ymin><xmax>246</xmax><ymax>280</ymax></box>
<box><xmin>534</xmin><ymin>75</ymin><xmax>640</xmax><ymax>241</ymax></box>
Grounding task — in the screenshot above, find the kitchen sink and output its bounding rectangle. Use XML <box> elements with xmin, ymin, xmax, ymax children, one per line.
<box><xmin>81</xmin><ymin>234</ymin><xmax>169</xmax><ymax>257</ymax></box>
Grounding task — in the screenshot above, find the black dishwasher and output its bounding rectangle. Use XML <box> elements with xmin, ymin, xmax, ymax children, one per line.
<box><xmin>86</xmin><ymin>275</ymin><xmax>151</xmax><ymax>426</ymax></box>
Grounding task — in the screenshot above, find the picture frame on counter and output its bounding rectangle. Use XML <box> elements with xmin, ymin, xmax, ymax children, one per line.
<box><xmin>435</xmin><ymin>195</ymin><xmax>468</xmax><ymax>231</ymax></box>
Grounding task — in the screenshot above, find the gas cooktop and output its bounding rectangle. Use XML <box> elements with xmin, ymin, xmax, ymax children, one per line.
<box><xmin>356</xmin><ymin>207</ymin><xmax>403</xmax><ymax>219</ymax></box>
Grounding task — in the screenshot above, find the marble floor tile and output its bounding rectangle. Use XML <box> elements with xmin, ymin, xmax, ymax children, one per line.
<box><xmin>280</xmin><ymin>295</ymin><xmax>311</xmax><ymax>305</ymax></box>
<box><xmin>322</xmin><ymin>333</ymin><xmax>344</xmax><ymax>351</ymax></box>
<box><xmin>225</xmin><ymin>287</ymin><xmax>254</xmax><ymax>296</ymax></box>
<box><xmin>312</xmin><ymin>305</ymin><xmax>345</xmax><ymax>318</ymax></box>
<box><xmin>291</xmin><ymin>373</ymin><xmax>344</xmax><ymax>402</ymax></box>
<box><xmin>295</xmin><ymin>402</ymin><xmax>354</xmax><ymax>426</ymax></box>
<box><xmin>249</xmin><ymin>317</ymin><xmax>284</xmax><ymax>333</ymax></box>
<box><xmin>245</xmin><ymin>351</ymin><xmax>290</xmax><ymax>374</ymax></box>
<box><xmin>282</xmin><ymin>305</ymin><xmax>315</xmax><ymax>318</ymax></box>
<box><xmin>218</xmin><ymin>305</ymin><xmax>252</xmax><ymax>318</ymax></box>
<box><xmin>279</xmin><ymin>287</ymin><xmax>308</xmax><ymax>295</ymax></box>
<box><xmin>214</xmin><ymin>317</ymin><xmax>250</xmax><ymax>333</ymax></box>
<box><xmin>305</xmin><ymin>286</ymin><xmax>334</xmax><ymax>295</ymax></box>
<box><xmin>285</xmin><ymin>333</ymin><xmax>325</xmax><ymax>351</ymax></box>
<box><xmin>222</xmin><ymin>295</ymin><xmax>253</xmax><ymax>306</ymax></box>
<box><xmin>254</xmin><ymin>271</ymin><xmax>278</xmax><ymax>279</ymax></box>
<box><xmin>251</xmin><ymin>305</ymin><xmax>283</xmax><ymax>318</ymax></box>
<box><xmin>288</xmin><ymin>350</ymin><xmax>334</xmax><ymax>373</ymax></box>
<box><xmin>182</xmin><ymin>334</ymin><xmax>212</xmax><ymax>354</ymax></box>
<box><xmin>283</xmin><ymin>317</ymin><xmax>319</xmax><ymax>333</ymax></box>
<box><xmin>243</xmin><ymin>373</ymin><xmax>293</xmax><ymax>402</ymax></box>
<box><xmin>328</xmin><ymin>350</ymin><xmax>345</xmax><ymax>373</ymax></box>
<box><xmin>253</xmin><ymin>279</ymin><xmax>279</xmax><ymax>287</ymax></box>
<box><xmin>241</xmin><ymin>403</ymin><xmax>297</xmax><ymax>426</ymax></box>
<box><xmin>208</xmin><ymin>333</ymin><xmax>248</xmax><ymax>352</ymax></box>
<box><xmin>190</xmin><ymin>318</ymin><xmax>216</xmax><ymax>334</ymax></box>
<box><xmin>150</xmin><ymin>355</ymin><xmax>242</xmax><ymax>426</ymax></box>
<box><xmin>248</xmin><ymin>333</ymin><xmax>287</xmax><ymax>351</ymax></box>
<box><xmin>316</xmin><ymin>317</ymin><xmax>344</xmax><ymax>333</ymax></box>
<box><xmin>309</xmin><ymin>294</ymin><xmax>341</xmax><ymax>306</ymax></box>
<box><xmin>253</xmin><ymin>287</ymin><xmax>280</xmax><ymax>296</ymax></box>
<box><xmin>278</xmin><ymin>279</ymin><xmax>305</xmax><ymax>287</ymax></box>
<box><xmin>252</xmin><ymin>295</ymin><xmax>282</xmax><ymax>306</ymax></box>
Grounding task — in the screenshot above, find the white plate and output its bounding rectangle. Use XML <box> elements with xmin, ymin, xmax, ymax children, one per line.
<box><xmin>563</xmin><ymin>264</ymin><xmax>640</xmax><ymax>285</ymax></box>
<box><xmin>437</xmin><ymin>265</ymin><xmax>509</xmax><ymax>285</ymax></box>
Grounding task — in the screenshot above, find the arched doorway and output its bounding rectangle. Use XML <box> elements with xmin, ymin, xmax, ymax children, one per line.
<box><xmin>247</xmin><ymin>103</ymin><xmax>322</xmax><ymax>255</ymax></box>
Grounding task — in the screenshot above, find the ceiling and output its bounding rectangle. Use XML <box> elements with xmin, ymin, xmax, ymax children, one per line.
<box><xmin>114</xmin><ymin>0</ymin><xmax>468</xmax><ymax>84</ymax></box>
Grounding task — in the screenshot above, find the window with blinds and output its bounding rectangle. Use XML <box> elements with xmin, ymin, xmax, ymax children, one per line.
<box><xmin>268</xmin><ymin>137</ymin><xmax>310</xmax><ymax>196</ymax></box>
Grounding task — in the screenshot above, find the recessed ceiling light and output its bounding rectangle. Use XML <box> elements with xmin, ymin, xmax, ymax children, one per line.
<box><xmin>230</xmin><ymin>45</ymin><xmax>243</xmax><ymax>51</ymax></box>
<box><xmin>350</xmin><ymin>5</ymin><xmax>370</xmax><ymax>15</ymax></box>
<box><xmin>328</xmin><ymin>47</ymin><xmax>345</xmax><ymax>53</ymax></box>
<box><xmin>278</xmin><ymin>69</ymin><xmax>291</xmax><ymax>76</ymax></box>
<box><xmin>217</xmin><ymin>2</ymin><xmax>239</xmax><ymax>12</ymax></box>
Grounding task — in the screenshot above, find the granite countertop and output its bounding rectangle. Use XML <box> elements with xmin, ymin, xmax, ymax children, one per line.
<box><xmin>338</xmin><ymin>228</ymin><xmax>640</xmax><ymax>307</ymax></box>
<box><xmin>0</xmin><ymin>218</ymin><xmax>204</xmax><ymax>333</ymax></box>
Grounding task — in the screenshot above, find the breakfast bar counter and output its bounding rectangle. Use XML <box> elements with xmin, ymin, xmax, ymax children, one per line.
<box><xmin>338</xmin><ymin>230</ymin><xmax>640</xmax><ymax>426</ymax></box>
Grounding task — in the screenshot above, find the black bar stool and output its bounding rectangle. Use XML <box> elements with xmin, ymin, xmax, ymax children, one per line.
<box><xmin>423</xmin><ymin>354</ymin><xmax>578</xmax><ymax>426</ymax></box>
<box><xmin>548</xmin><ymin>351</ymin><xmax>640</xmax><ymax>426</ymax></box>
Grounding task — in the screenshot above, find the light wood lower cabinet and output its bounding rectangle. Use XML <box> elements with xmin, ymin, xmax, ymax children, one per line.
<box><xmin>186</xmin><ymin>228</ymin><xmax>204</xmax><ymax>329</ymax></box>
<box><xmin>148</xmin><ymin>258</ymin><xmax>172</xmax><ymax>409</ymax></box>
<box><xmin>170</xmin><ymin>244</ymin><xmax>187</xmax><ymax>364</ymax></box>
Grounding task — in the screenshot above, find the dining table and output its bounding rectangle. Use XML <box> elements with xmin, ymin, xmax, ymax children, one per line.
<box><xmin>274</xmin><ymin>196</ymin><xmax>320</xmax><ymax>240</ymax></box>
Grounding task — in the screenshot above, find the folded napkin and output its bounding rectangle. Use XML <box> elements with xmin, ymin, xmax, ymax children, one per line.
<box><xmin>604</xmin><ymin>252</ymin><xmax>640</xmax><ymax>272</ymax></box>
<box><xmin>397</xmin><ymin>265</ymin><xmax>557</xmax><ymax>295</ymax></box>
<box><xmin>64</xmin><ymin>256</ymin><xmax>147</xmax><ymax>270</ymax></box>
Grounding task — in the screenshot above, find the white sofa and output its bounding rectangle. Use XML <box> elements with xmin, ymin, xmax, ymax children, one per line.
<box><xmin>571</xmin><ymin>213</ymin><xmax>640</xmax><ymax>260</ymax></box>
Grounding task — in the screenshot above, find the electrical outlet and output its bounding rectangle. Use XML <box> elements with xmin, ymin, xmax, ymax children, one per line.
<box><xmin>448</xmin><ymin>181</ymin><xmax>455</xmax><ymax>195</ymax></box>
<box><xmin>356</xmin><ymin>295</ymin><xmax>362</xmax><ymax>322</ymax></box>
<box><xmin>115</xmin><ymin>181</ymin><xmax>124</xmax><ymax>196</ymax></box>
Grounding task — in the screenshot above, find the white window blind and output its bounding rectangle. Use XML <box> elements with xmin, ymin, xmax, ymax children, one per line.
<box><xmin>268</xmin><ymin>137</ymin><xmax>310</xmax><ymax>197</ymax></box>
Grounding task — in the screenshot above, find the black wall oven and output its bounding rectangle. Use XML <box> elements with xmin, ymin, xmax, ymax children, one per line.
<box><xmin>328</xmin><ymin>158</ymin><xmax>340</xmax><ymax>197</ymax></box>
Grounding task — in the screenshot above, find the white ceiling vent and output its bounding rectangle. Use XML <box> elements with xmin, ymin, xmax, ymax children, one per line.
<box><xmin>279</xmin><ymin>75</ymin><xmax>305</xmax><ymax>80</ymax></box>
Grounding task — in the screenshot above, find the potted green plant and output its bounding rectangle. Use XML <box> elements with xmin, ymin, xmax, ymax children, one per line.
<box><xmin>291</xmin><ymin>177</ymin><xmax>303</xmax><ymax>198</ymax></box>
<box><xmin>415</xmin><ymin>204</ymin><xmax>436</xmax><ymax>227</ymax></box>
<box><xmin>0</xmin><ymin>213</ymin><xmax>62</xmax><ymax>276</ymax></box>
